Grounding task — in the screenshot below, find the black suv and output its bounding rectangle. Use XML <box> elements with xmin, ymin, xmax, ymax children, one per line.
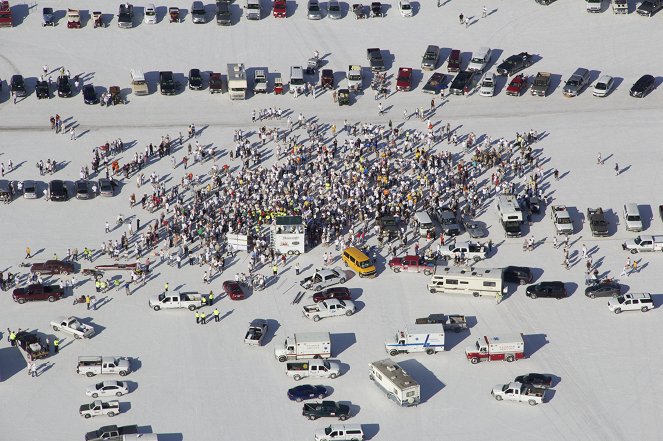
<box><xmin>449</xmin><ymin>71</ymin><xmax>479</xmax><ymax>95</ymax></box>
<box><xmin>503</xmin><ymin>266</ymin><xmax>533</xmax><ymax>285</ymax></box>
<box><xmin>159</xmin><ymin>71</ymin><xmax>177</xmax><ymax>95</ymax></box>
<box><xmin>36</xmin><ymin>80</ymin><xmax>50</xmax><ymax>99</ymax></box>
<box><xmin>629</xmin><ymin>74</ymin><xmax>655</xmax><ymax>98</ymax></box>
<box><xmin>216</xmin><ymin>0</ymin><xmax>231</xmax><ymax>25</ymax></box>
<box><xmin>82</xmin><ymin>84</ymin><xmax>98</xmax><ymax>104</ymax></box>
<box><xmin>378</xmin><ymin>216</ymin><xmax>400</xmax><ymax>239</ymax></box>
<box><xmin>526</xmin><ymin>281</ymin><xmax>566</xmax><ymax>299</ymax></box>
<box><xmin>188</xmin><ymin>69</ymin><xmax>203</xmax><ymax>90</ymax></box>
<box><xmin>48</xmin><ymin>180</ymin><xmax>68</xmax><ymax>201</ymax></box>
<box><xmin>57</xmin><ymin>75</ymin><xmax>72</xmax><ymax>97</ymax></box>
<box><xmin>10</xmin><ymin>74</ymin><xmax>27</xmax><ymax>97</ymax></box>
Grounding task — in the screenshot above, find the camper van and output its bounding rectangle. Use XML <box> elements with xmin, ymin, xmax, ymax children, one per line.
<box><xmin>368</xmin><ymin>359</ymin><xmax>420</xmax><ymax>407</ymax></box>
<box><xmin>427</xmin><ymin>266</ymin><xmax>503</xmax><ymax>298</ymax></box>
<box><xmin>496</xmin><ymin>195</ymin><xmax>523</xmax><ymax>237</ymax></box>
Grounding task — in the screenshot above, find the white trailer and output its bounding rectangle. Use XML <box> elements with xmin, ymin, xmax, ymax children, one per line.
<box><xmin>227</xmin><ymin>63</ymin><xmax>247</xmax><ymax>100</ymax></box>
<box><xmin>368</xmin><ymin>359</ymin><xmax>420</xmax><ymax>407</ymax></box>
<box><xmin>427</xmin><ymin>266</ymin><xmax>504</xmax><ymax>298</ymax></box>
<box><xmin>384</xmin><ymin>324</ymin><xmax>445</xmax><ymax>356</ymax></box>
<box><xmin>274</xmin><ymin>332</ymin><xmax>331</xmax><ymax>362</ymax></box>
<box><xmin>270</xmin><ymin>215</ymin><xmax>306</xmax><ymax>255</ymax></box>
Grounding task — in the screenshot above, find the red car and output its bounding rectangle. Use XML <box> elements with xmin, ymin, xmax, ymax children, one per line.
<box><xmin>396</xmin><ymin>67</ymin><xmax>413</xmax><ymax>91</ymax></box>
<box><xmin>312</xmin><ymin>287</ymin><xmax>352</xmax><ymax>303</ymax></box>
<box><xmin>506</xmin><ymin>73</ymin><xmax>528</xmax><ymax>96</ymax></box>
<box><xmin>273</xmin><ymin>0</ymin><xmax>287</xmax><ymax>17</ymax></box>
<box><xmin>223</xmin><ymin>280</ymin><xmax>245</xmax><ymax>300</ymax></box>
<box><xmin>30</xmin><ymin>260</ymin><xmax>75</xmax><ymax>275</ymax></box>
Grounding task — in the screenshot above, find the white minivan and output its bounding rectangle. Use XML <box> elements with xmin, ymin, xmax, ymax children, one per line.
<box><xmin>623</xmin><ymin>203</ymin><xmax>643</xmax><ymax>232</ymax></box>
<box><xmin>415</xmin><ymin>211</ymin><xmax>435</xmax><ymax>236</ymax></box>
<box><xmin>144</xmin><ymin>3</ymin><xmax>157</xmax><ymax>24</ymax></box>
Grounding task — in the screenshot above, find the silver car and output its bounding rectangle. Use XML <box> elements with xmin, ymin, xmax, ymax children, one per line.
<box><xmin>328</xmin><ymin>0</ymin><xmax>342</xmax><ymax>19</ymax></box>
<box><xmin>307</xmin><ymin>0</ymin><xmax>322</xmax><ymax>19</ymax></box>
<box><xmin>98</xmin><ymin>178</ymin><xmax>114</xmax><ymax>197</ymax></box>
<box><xmin>23</xmin><ymin>180</ymin><xmax>38</xmax><ymax>199</ymax></box>
<box><xmin>563</xmin><ymin>67</ymin><xmax>590</xmax><ymax>97</ymax></box>
<box><xmin>86</xmin><ymin>381</ymin><xmax>129</xmax><ymax>398</ymax></box>
<box><xmin>479</xmin><ymin>72</ymin><xmax>495</xmax><ymax>97</ymax></box>
<box><xmin>592</xmin><ymin>74</ymin><xmax>614</xmax><ymax>97</ymax></box>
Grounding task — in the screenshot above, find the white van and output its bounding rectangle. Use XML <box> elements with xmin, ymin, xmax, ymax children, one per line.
<box><xmin>130</xmin><ymin>69</ymin><xmax>148</xmax><ymax>96</ymax></box>
<box><xmin>414</xmin><ymin>211</ymin><xmax>435</xmax><ymax>236</ymax></box>
<box><xmin>623</xmin><ymin>203</ymin><xmax>643</xmax><ymax>232</ymax></box>
<box><xmin>144</xmin><ymin>3</ymin><xmax>157</xmax><ymax>24</ymax></box>
<box><xmin>289</xmin><ymin>66</ymin><xmax>305</xmax><ymax>94</ymax></box>
<box><xmin>427</xmin><ymin>266</ymin><xmax>503</xmax><ymax>298</ymax></box>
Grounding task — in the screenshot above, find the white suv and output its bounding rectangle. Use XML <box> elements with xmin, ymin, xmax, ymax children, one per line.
<box><xmin>479</xmin><ymin>72</ymin><xmax>495</xmax><ymax>96</ymax></box>
<box><xmin>144</xmin><ymin>3</ymin><xmax>157</xmax><ymax>23</ymax></box>
<box><xmin>608</xmin><ymin>293</ymin><xmax>653</xmax><ymax>314</ymax></box>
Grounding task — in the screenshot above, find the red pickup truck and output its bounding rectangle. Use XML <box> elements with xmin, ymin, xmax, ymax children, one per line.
<box><xmin>273</xmin><ymin>0</ymin><xmax>287</xmax><ymax>17</ymax></box>
<box><xmin>30</xmin><ymin>260</ymin><xmax>75</xmax><ymax>275</ymax></box>
<box><xmin>396</xmin><ymin>67</ymin><xmax>413</xmax><ymax>92</ymax></box>
<box><xmin>388</xmin><ymin>255</ymin><xmax>436</xmax><ymax>275</ymax></box>
<box><xmin>0</xmin><ymin>1</ymin><xmax>12</xmax><ymax>27</ymax></box>
<box><xmin>13</xmin><ymin>284</ymin><xmax>64</xmax><ymax>303</ymax></box>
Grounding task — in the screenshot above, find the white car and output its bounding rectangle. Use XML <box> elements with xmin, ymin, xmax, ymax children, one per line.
<box><xmin>479</xmin><ymin>72</ymin><xmax>495</xmax><ymax>96</ymax></box>
<box><xmin>399</xmin><ymin>0</ymin><xmax>413</xmax><ymax>16</ymax></box>
<box><xmin>144</xmin><ymin>3</ymin><xmax>157</xmax><ymax>23</ymax></box>
<box><xmin>592</xmin><ymin>74</ymin><xmax>614</xmax><ymax>97</ymax></box>
<box><xmin>608</xmin><ymin>293</ymin><xmax>653</xmax><ymax>314</ymax></box>
<box><xmin>86</xmin><ymin>381</ymin><xmax>129</xmax><ymax>398</ymax></box>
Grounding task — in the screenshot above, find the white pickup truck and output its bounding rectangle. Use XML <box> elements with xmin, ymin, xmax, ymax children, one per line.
<box><xmin>149</xmin><ymin>292</ymin><xmax>204</xmax><ymax>311</ymax></box>
<box><xmin>439</xmin><ymin>241</ymin><xmax>487</xmax><ymax>262</ymax></box>
<box><xmin>77</xmin><ymin>356</ymin><xmax>131</xmax><ymax>377</ymax></box>
<box><xmin>550</xmin><ymin>205</ymin><xmax>574</xmax><ymax>234</ymax></box>
<box><xmin>286</xmin><ymin>359</ymin><xmax>341</xmax><ymax>381</ymax></box>
<box><xmin>491</xmin><ymin>382</ymin><xmax>545</xmax><ymax>405</ymax></box>
<box><xmin>622</xmin><ymin>235</ymin><xmax>663</xmax><ymax>254</ymax></box>
<box><xmin>51</xmin><ymin>316</ymin><xmax>95</xmax><ymax>339</ymax></box>
<box><xmin>79</xmin><ymin>400</ymin><xmax>120</xmax><ymax>418</ymax></box>
<box><xmin>303</xmin><ymin>299</ymin><xmax>356</xmax><ymax>322</ymax></box>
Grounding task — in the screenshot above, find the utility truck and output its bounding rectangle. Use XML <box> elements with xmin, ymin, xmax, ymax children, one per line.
<box><xmin>77</xmin><ymin>356</ymin><xmax>131</xmax><ymax>377</ymax></box>
<box><xmin>227</xmin><ymin>63</ymin><xmax>247</xmax><ymax>100</ymax></box>
<box><xmin>303</xmin><ymin>299</ymin><xmax>355</xmax><ymax>321</ymax></box>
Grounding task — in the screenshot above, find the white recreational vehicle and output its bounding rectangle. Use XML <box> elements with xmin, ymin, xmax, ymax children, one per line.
<box><xmin>368</xmin><ymin>359</ymin><xmax>420</xmax><ymax>407</ymax></box>
<box><xmin>427</xmin><ymin>266</ymin><xmax>503</xmax><ymax>298</ymax></box>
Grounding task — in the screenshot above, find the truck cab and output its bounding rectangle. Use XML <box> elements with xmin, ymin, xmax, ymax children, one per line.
<box><xmin>468</xmin><ymin>47</ymin><xmax>492</xmax><ymax>73</ymax></box>
<box><xmin>253</xmin><ymin>69</ymin><xmax>268</xmax><ymax>93</ymax></box>
<box><xmin>245</xmin><ymin>0</ymin><xmax>261</xmax><ymax>19</ymax></box>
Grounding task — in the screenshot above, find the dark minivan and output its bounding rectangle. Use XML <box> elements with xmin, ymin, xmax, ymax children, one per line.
<box><xmin>503</xmin><ymin>266</ymin><xmax>533</xmax><ymax>285</ymax></box>
<box><xmin>526</xmin><ymin>281</ymin><xmax>567</xmax><ymax>299</ymax></box>
<box><xmin>159</xmin><ymin>71</ymin><xmax>177</xmax><ymax>95</ymax></box>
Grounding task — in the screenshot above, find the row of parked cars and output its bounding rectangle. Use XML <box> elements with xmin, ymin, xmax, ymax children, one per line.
<box><xmin>0</xmin><ymin>178</ymin><xmax>116</xmax><ymax>202</ymax></box>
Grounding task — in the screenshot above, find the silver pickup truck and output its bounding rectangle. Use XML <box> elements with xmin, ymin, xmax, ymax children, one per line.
<box><xmin>149</xmin><ymin>291</ymin><xmax>203</xmax><ymax>311</ymax></box>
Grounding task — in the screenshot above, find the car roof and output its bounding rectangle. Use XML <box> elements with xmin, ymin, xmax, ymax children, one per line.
<box><xmin>596</xmin><ymin>74</ymin><xmax>613</xmax><ymax>83</ymax></box>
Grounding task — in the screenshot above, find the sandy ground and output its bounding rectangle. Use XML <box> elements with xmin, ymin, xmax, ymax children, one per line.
<box><xmin>1</xmin><ymin>1</ymin><xmax>663</xmax><ymax>440</ymax></box>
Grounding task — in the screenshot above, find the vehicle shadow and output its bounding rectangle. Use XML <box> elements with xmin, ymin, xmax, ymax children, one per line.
<box><xmin>639</xmin><ymin>204</ymin><xmax>653</xmax><ymax>231</ymax></box>
<box><xmin>52</xmin><ymin>9</ymin><xmax>67</xmax><ymax>25</ymax></box>
<box><xmin>341</xmin><ymin>401</ymin><xmax>360</xmax><ymax>417</ymax></box>
<box><xmin>263</xmin><ymin>319</ymin><xmax>280</xmax><ymax>345</ymax></box>
<box><xmin>565</xmin><ymin>282</ymin><xmax>578</xmax><ymax>297</ymax></box>
<box><xmin>397</xmin><ymin>359</ymin><xmax>445</xmax><ymax>403</ymax></box>
<box><xmin>156</xmin><ymin>5</ymin><xmax>168</xmax><ymax>23</ymax></box>
<box><xmin>129</xmin><ymin>357</ymin><xmax>142</xmax><ymax>373</ymax></box>
<box><xmin>484</xmin><ymin>48</ymin><xmax>503</xmax><ymax>73</ymax></box>
<box><xmin>332</xmin><ymin>332</ymin><xmax>357</xmax><ymax>357</ymax></box>
<box><xmin>444</xmin><ymin>329</ymin><xmax>471</xmax><ymax>351</ymax></box>
<box><xmin>523</xmin><ymin>333</ymin><xmax>548</xmax><ymax>358</ymax></box>
<box><xmin>126</xmin><ymin>380</ymin><xmax>139</xmax><ymax>393</ymax></box>
<box><xmin>547</xmin><ymin>73</ymin><xmax>563</xmax><ymax>96</ymax></box>
<box><xmin>0</xmin><ymin>347</ymin><xmax>26</xmax><ymax>381</ymax></box>
<box><xmin>10</xmin><ymin>4</ymin><xmax>29</xmax><ymax>26</ymax></box>
<box><xmin>363</xmin><ymin>424</ymin><xmax>380</xmax><ymax>440</ymax></box>
<box><xmin>118</xmin><ymin>401</ymin><xmax>132</xmax><ymax>414</ymax></box>
<box><xmin>157</xmin><ymin>434</ymin><xmax>183</xmax><ymax>441</ymax></box>
<box><xmin>493</xmin><ymin>74</ymin><xmax>508</xmax><ymax>96</ymax></box>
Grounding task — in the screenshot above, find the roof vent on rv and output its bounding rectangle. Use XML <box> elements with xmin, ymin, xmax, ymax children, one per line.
<box><xmin>386</xmin><ymin>365</ymin><xmax>397</xmax><ymax>372</ymax></box>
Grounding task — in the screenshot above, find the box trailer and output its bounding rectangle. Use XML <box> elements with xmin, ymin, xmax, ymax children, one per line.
<box><xmin>227</xmin><ymin>63</ymin><xmax>247</xmax><ymax>100</ymax></box>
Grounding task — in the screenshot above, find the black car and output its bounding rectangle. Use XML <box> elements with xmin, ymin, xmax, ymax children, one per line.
<box><xmin>629</xmin><ymin>74</ymin><xmax>655</xmax><ymax>98</ymax></box>
<box><xmin>48</xmin><ymin>180</ymin><xmax>68</xmax><ymax>201</ymax></box>
<box><xmin>216</xmin><ymin>0</ymin><xmax>231</xmax><ymax>25</ymax></box>
<box><xmin>10</xmin><ymin>74</ymin><xmax>27</xmax><ymax>97</ymax></box>
<box><xmin>515</xmin><ymin>373</ymin><xmax>553</xmax><ymax>389</ymax></box>
<box><xmin>188</xmin><ymin>69</ymin><xmax>203</xmax><ymax>90</ymax></box>
<box><xmin>585</xmin><ymin>281</ymin><xmax>621</xmax><ymax>299</ymax></box>
<box><xmin>496</xmin><ymin>52</ymin><xmax>532</xmax><ymax>76</ymax></box>
<box><xmin>503</xmin><ymin>266</ymin><xmax>533</xmax><ymax>285</ymax></box>
<box><xmin>57</xmin><ymin>75</ymin><xmax>72</xmax><ymax>97</ymax></box>
<box><xmin>637</xmin><ymin>0</ymin><xmax>663</xmax><ymax>16</ymax></box>
<box><xmin>36</xmin><ymin>80</ymin><xmax>50</xmax><ymax>99</ymax></box>
<box><xmin>287</xmin><ymin>384</ymin><xmax>328</xmax><ymax>402</ymax></box>
<box><xmin>526</xmin><ymin>281</ymin><xmax>566</xmax><ymax>299</ymax></box>
<box><xmin>82</xmin><ymin>84</ymin><xmax>98</xmax><ymax>104</ymax></box>
<box><xmin>449</xmin><ymin>71</ymin><xmax>479</xmax><ymax>95</ymax></box>
<box><xmin>159</xmin><ymin>71</ymin><xmax>177</xmax><ymax>95</ymax></box>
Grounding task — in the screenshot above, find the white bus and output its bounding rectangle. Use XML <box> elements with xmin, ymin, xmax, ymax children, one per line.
<box><xmin>427</xmin><ymin>266</ymin><xmax>503</xmax><ymax>298</ymax></box>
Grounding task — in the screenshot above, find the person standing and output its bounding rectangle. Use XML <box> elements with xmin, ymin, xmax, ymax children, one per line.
<box><xmin>200</xmin><ymin>311</ymin><xmax>206</xmax><ymax>325</ymax></box>
<box><xmin>54</xmin><ymin>338</ymin><xmax>59</xmax><ymax>354</ymax></box>
<box><xmin>25</xmin><ymin>246</ymin><xmax>31</xmax><ymax>259</ymax></box>
<box><xmin>195</xmin><ymin>311</ymin><xmax>200</xmax><ymax>324</ymax></box>
<box><xmin>164</xmin><ymin>282</ymin><xmax>169</xmax><ymax>292</ymax></box>
<box><xmin>125</xmin><ymin>281</ymin><xmax>131</xmax><ymax>296</ymax></box>
<box><xmin>85</xmin><ymin>294</ymin><xmax>91</xmax><ymax>310</ymax></box>
<box><xmin>208</xmin><ymin>291</ymin><xmax>214</xmax><ymax>306</ymax></box>
<box><xmin>105</xmin><ymin>221</ymin><xmax>110</xmax><ymax>233</ymax></box>
<box><xmin>29</xmin><ymin>362</ymin><xmax>37</xmax><ymax>378</ymax></box>
<box><xmin>214</xmin><ymin>308</ymin><xmax>220</xmax><ymax>322</ymax></box>
<box><xmin>459</xmin><ymin>12</ymin><xmax>464</xmax><ymax>23</ymax></box>
<box><xmin>272</xmin><ymin>263</ymin><xmax>278</xmax><ymax>277</ymax></box>
<box><xmin>482</xmin><ymin>5</ymin><xmax>487</xmax><ymax>17</ymax></box>
<box><xmin>295</xmin><ymin>262</ymin><xmax>300</xmax><ymax>275</ymax></box>
<box><xmin>614</xmin><ymin>163</ymin><xmax>619</xmax><ymax>176</ymax></box>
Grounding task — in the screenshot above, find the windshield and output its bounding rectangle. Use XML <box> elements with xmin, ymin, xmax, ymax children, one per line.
<box><xmin>309</xmin><ymin>4</ymin><xmax>319</xmax><ymax>11</ymax></box>
<box><xmin>634</xmin><ymin>237</ymin><xmax>642</xmax><ymax>245</ymax></box>
<box><xmin>330</xmin><ymin>3</ymin><xmax>339</xmax><ymax>10</ymax></box>
<box><xmin>471</xmin><ymin>57</ymin><xmax>484</xmax><ymax>64</ymax></box>
<box><xmin>146</xmin><ymin>10</ymin><xmax>155</xmax><ymax>15</ymax></box>
<box><xmin>617</xmin><ymin>297</ymin><xmax>625</xmax><ymax>304</ymax></box>
<box><xmin>558</xmin><ymin>218</ymin><xmax>571</xmax><ymax>224</ymax></box>
<box><xmin>595</xmin><ymin>83</ymin><xmax>606</xmax><ymax>90</ymax></box>
<box><xmin>424</xmin><ymin>53</ymin><xmax>436</xmax><ymax>60</ymax></box>
<box><xmin>324</xmin><ymin>427</ymin><xmax>332</xmax><ymax>435</ymax></box>
<box><xmin>323</xmin><ymin>361</ymin><xmax>330</xmax><ymax>369</ymax></box>
<box><xmin>402</xmin><ymin>3</ymin><xmax>411</xmax><ymax>8</ymax></box>
<box><xmin>359</xmin><ymin>260</ymin><xmax>373</xmax><ymax>269</ymax></box>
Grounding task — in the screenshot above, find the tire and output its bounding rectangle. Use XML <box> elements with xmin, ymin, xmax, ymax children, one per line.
<box><xmin>424</xmin><ymin>270</ymin><xmax>432</xmax><ymax>276</ymax></box>
<box><xmin>293</xmin><ymin>374</ymin><xmax>302</xmax><ymax>381</ymax></box>
<box><xmin>339</xmin><ymin>277</ymin><xmax>346</xmax><ymax>284</ymax></box>
<box><xmin>631</xmin><ymin>249</ymin><xmax>638</xmax><ymax>255</ymax></box>
<box><xmin>429</xmin><ymin>288</ymin><xmax>436</xmax><ymax>293</ymax></box>
<box><xmin>345</xmin><ymin>310</ymin><xmax>353</xmax><ymax>316</ymax></box>
<box><xmin>119</xmin><ymin>370</ymin><xmax>128</xmax><ymax>376</ymax></box>
<box><xmin>60</xmin><ymin>270</ymin><xmax>68</xmax><ymax>275</ymax></box>
<box><xmin>519</xmin><ymin>280</ymin><xmax>526</xmax><ymax>286</ymax></box>
<box><xmin>339</xmin><ymin>415</ymin><xmax>348</xmax><ymax>421</ymax></box>
<box><xmin>329</xmin><ymin>373</ymin><xmax>337</xmax><ymax>379</ymax></box>
<box><xmin>614</xmin><ymin>308</ymin><xmax>622</xmax><ymax>314</ymax></box>
<box><xmin>315</xmin><ymin>285</ymin><xmax>322</xmax><ymax>291</ymax></box>
<box><xmin>92</xmin><ymin>393</ymin><xmax>99</xmax><ymax>398</ymax></box>
<box><xmin>154</xmin><ymin>305</ymin><xmax>161</xmax><ymax>311</ymax></box>
<box><xmin>453</xmin><ymin>328</ymin><xmax>461</xmax><ymax>334</ymax></box>
<box><xmin>470</xmin><ymin>357</ymin><xmax>480</xmax><ymax>364</ymax></box>
<box><xmin>530</xmin><ymin>293</ymin><xmax>537</xmax><ymax>299</ymax></box>
<box><xmin>318</xmin><ymin>393</ymin><xmax>325</xmax><ymax>399</ymax></box>
<box><xmin>107</xmin><ymin>411</ymin><xmax>115</xmax><ymax>417</ymax></box>
<box><xmin>52</xmin><ymin>326</ymin><xmax>59</xmax><ymax>331</ymax></box>
<box><xmin>75</xmin><ymin>334</ymin><xmax>81</xmax><ymax>339</ymax></box>
<box><xmin>641</xmin><ymin>306</ymin><xmax>649</xmax><ymax>312</ymax></box>
<box><xmin>86</xmin><ymin>372</ymin><xmax>95</xmax><ymax>377</ymax></box>
<box><xmin>473</xmin><ymin>292</ymin><xmax>480</xmax><ymax>298</ymax></box>
<box><xmin>308</xmin><ymin>415</ymin><xmax>316</xmax><ymax>420</ymax></box>
<box><xmin>295</xmin><ymin>397</ymin><xmax>303</xmax><ymax>402</ymax></box>
<box><xmin>393</xmin><ymin>267</ymin><xmax>401</xmax><ymax>273</ymax></box>
<box><xmin>187</xmin><ymin>305</ymin><xmax>196</xmax><ymax>311</ymax></box>
<box><xmin>115</xmin><ymin>392</ymin><xmax>123</xmax><ymax>397</ymax></box>
<box><xmin>48</xmin><ymin>296</ymin><xmax>56</xmax><ymax>302</ymax></box>
<box><xmin>17</xmin><ymin>298</ymin><xmax>25</xmax><ymax>304</ymax></box>
<box><xmin>473</xmin><ymin>256</ymin><xmax>481</xmax><ymax>262</ymax></box>
<box><xmin>313</xmin><ymin>315</ymin><xmax>321</xmax><ymax>322</ymax></box>
<box><xmin>314</xmin><ymin>354</ymin><xmax>321</xmax><ymax>359</ymax></box>
<box><xmin>506</xmin><ymin>355</ymin><xmax>515</xmax><ymax>362</ymax></box>
<box><xmin>426</xmin><ymin>348</ymin><xmax>435</xmax><ymax>355</ymax></box>
<box><xmin>528</xmin><ymin>400</ymin><xmax>538</xmax><ymax>406</ymax></box>
<box><xmin>589</xmin><ymin>293</ymin><xmax>596</xmax><ymax>299</ymax></box>
<box><xmin>495</xmin><ymin>395</ymin><xmax>503</xmax><ymax>401</ymax></box>
<box><xmin>389</xmin><ymin>350</ymin><xmax>398</xmax><ymax>357</ymax></box>
<box><xmin>443</xmin><ymin>255</ymin><xmax>450</xmax><ymax>261</ymax></box>
<box><xmin>278</xmin><ymin>355</ymin><xmax>287</xmax><ymax>362</ymax></box>
<box><xmin>84</xmin><ymin>414</ymin><xmax>91</xmax><ymax>419</ymax></box>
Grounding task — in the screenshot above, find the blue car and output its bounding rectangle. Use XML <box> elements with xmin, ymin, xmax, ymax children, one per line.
<box><xmin>287</xmin><ymin>384</ymin><xmax>328</xmax><ymax>402</ymax></box>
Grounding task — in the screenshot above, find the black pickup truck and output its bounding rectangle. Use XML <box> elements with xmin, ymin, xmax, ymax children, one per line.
<box><xmin>587</xmin><ymin>207</ymin><xmax>609</xmax><ymax>237</ymax></box>
<box><xmin>366</xmin><ymin>48</ymin><xmax>386</xmax><ymax>72</ymax></box>
<box><xmin>496</xmin><ymin>52</ymin><xmax>533</xmax><ymax>76</ymax></box>
<box><xmin>302</xmin><ymin>401</ymin><xmax>351</xmax><ymax>420</ymax></box>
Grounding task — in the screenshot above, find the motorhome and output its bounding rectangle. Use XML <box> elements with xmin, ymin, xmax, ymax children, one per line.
<box><xmin>427</xmin><ymin>266</ymin><xmax>503</xmax><ymax>298</ymax></box>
